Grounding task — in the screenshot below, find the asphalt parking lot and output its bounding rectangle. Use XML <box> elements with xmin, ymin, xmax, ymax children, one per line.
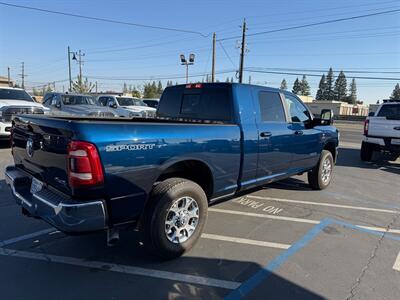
<box><xmin>0</xmin><ymin>121</ymin><xmax>399</xmax><ymax>300</ymax></box>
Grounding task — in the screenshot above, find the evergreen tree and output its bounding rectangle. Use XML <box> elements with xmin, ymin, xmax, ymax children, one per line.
<box><xmin>280</xmin><ymin>79</ymin><xmax>287</xmax><ymax>90</ymax></box>
<box><xmin>390</xmin><ymin>83</ymin><xmax>400</xmax><ymax>100</ymax></box>
<box><xmin>292</xmin><ymin>78</ymin><xmax>301</xmax><ymax>95</ymax></box>
<box><xmin>300</xmin><ymin>75</ymin><xmax>310</xmax><ymax>96</ymax></box>
<box><xmin>72</xmin><ymin>75</ymin><xmax>94</xmax><ymax>93</ymax></box>
<box><xmin>348</xmin><ymin>78</ymin><xmax>357</xmax><ymax>104</ymax></box>
<box><xmin>334</xmin><ymin>71</ymin><xmax>347</xmax><ymax>101</ymax></box>
<box><xmin>231</xmin><ymin>77</ymin><xmax>234</xmax><ymax>83</ymax></box>
<box><xmin>316</xmin><ymin>74</ymin><xmax>327</xmax><ymax>100</ymax></box>
<box><xmin>225</xmin><ymin>77</ymin><xmax>230</xmax><ymax>83</ymax></box>
<box><xmin>157</xmin><ymin>81</ymin><xmax>163</xmax><ymax>96</ymax></box>
<box><xmin>123</xmin><ymin>83</ymin><xmax>128</xmax><ymax>94</ymax></box>
<box><xmin>324</xmin><ymin>68</ymin><xmax>335</xmax><ymax>100</ymax></box>
<box><xmin>143</xmin><ymin>81</ymin><xmax>159</xmax><ymax>98</ymax></box>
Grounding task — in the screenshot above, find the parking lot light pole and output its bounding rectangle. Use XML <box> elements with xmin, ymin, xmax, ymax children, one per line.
<box><xmin>180</xmin><ymin>54</ymin><xmax>195</xmax><ymax>83</ymax></box>
<box><xmin>68</xmin><ymin>46</ymin><xmax>72</xmax><ymax>91</ymax></box>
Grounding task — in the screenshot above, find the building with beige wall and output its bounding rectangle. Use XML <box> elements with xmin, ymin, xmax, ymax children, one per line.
<box><xmin>306</xmin><ymin>100</ymin><xmax>369</xmax><ymax>117</ymax></box>
<box><xmin>0</xmin><ymin>76</ymin><xmax>13</xmax><ymax>87</ymax></box>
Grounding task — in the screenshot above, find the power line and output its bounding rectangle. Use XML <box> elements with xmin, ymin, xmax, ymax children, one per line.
<box><xmin>249</xmin><ymin>67</ymin><xmax>400</xmax><ymax>74</ymax></box>
<box><xmin>218</xmin><ymin>40</ymin><xmax>236</xmax><ymax>68</ymax></box>
<box><xmin>245</xmin><ymin>68</ymin><xmax>400</xmax><ymax>81</ymax></box>
<box><xmin>0</xmin><ymin>1</ymin><xmax>208</xmax><ymax>37</ymax></box>
<box><xmin>218</xmin><ymin>8</ymin><xmax>400</xmax><ymax>41</ymax></box>
<box><xmin>86</xmin><ymin>69</ymin><xmax>236</xmax><ymax>81</ymax></box>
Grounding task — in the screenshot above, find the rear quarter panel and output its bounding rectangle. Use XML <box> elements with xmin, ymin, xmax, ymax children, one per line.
<box><xmin>74</xmin><ymin>121</ymin><xmax>241</xmax><ymax>224</ymax></box>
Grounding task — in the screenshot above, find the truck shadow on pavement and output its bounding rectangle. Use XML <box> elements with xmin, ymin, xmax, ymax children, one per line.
<box><xmin>336</xmin><ymin>148</ymin><xmax>400</xmax><ymax>175</ymax></box>
<box><xmin>13</xmin><ymin>229</ymin><xmax>324</xmax><ymax>300</ymax></box>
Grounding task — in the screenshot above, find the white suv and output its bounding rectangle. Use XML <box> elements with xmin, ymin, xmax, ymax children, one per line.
<box><xmin>97</xmin><ymin>95</ymin><xmax>156</xmax><ymax>118</ymax></box>
<box><xmin>361</xmin><ymin>100</ymin><xmax>400</xmax><ymax>161</ymax></box>
<box><xmin>0</xmin><ymin>87</ymin><xmax>46</xmax><ymax>139</ymax></box>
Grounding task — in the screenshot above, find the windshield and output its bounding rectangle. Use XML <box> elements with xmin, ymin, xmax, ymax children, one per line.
<box><xmin>377</xmin><ymin>104</ymin><xmax>400</xmax><ymax>120</ymax></box>
<box><xmin>117</xmin><ymin>97</ymin><xmax>148</xmax><ymax>107</ymax></box>
<box><xmin>62</xmin><ymin>95</ymin><xmax>96</xmax><ymax>105</ymax></box>
<box><xmin>0</xmin><ymin>89</ymin><xmax>33</xmax><ymax>101</ymax></box>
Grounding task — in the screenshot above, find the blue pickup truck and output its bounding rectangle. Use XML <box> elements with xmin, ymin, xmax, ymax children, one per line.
<box><xmin>5</xmin><ymin>83</ymin><xmax>338</xmax><ymax>258</ymax></box>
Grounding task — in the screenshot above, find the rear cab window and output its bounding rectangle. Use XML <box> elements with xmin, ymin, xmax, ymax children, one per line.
<box><xmin>377</xmin><ymin>104</ymin><xmax>400</xmax><ymax>120</ymax></box>
<box><xmin>158</xmin><ymin>84</ymin><xmax>233</xmax><ymax>122</ymax></box>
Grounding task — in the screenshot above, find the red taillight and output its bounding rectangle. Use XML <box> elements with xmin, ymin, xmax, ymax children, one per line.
<box><xmin>185</xmin><ymin>83</ymin><xmax>203</xmax><ymax>89</ymax></box>
<box><xmin>364</xmin><ymin>119</ymin><xmax>369</xmax><ymax>136</ymax></box>
<box><xmin>67</xmin><ymin>141</ymin><xmax>104</xmax><ymax>188</ymax></box>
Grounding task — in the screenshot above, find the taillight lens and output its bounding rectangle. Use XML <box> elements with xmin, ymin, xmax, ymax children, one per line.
<box><xmin>67</xmin><ymin>141</ymin><xmax>104</xmax><ymax>188</ymax></box>
<box><xmin>364</xmin><ymin>119</ymin><xmax>369</xmax><ymax>136</ymax></box>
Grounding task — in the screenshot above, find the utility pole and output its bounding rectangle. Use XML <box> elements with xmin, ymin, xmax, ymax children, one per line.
<box><xmin>95</xmin><ymin>81</ymin><xmax>98</xmax><ymax>94</ymax></box>
<box><xmin>7</xmin><ymin>66</ymin><xmax>11</xmax><ymax>86</ymax></box>
<box><xmin>238</xmin><ymin>18</ymin><xmax>247</xmax><ymax>83</ymax></box>
<box><xmin>19</xmin><ymin>62</ymin><xmax>25</xmax><ymax>89</ymax></box>
<box><xmin>68</xmin><ymin>46</ymin><xmax>72</xmax><ymax>91</ymax></box>
<box><xmin>211</xmin><ymin>32</ymin><xmax>216</xmax><ymax>82</ymax></box>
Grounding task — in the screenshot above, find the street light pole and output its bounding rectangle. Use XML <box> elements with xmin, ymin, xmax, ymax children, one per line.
<box><xmin>68</xmin><ymin>46</ymin><xmax>72</xmax><ymax>91</ymax></box>
<box><xmin>180</xmin><ymin>53</ymin><xmax>195</xmax><ymax>84</ymax></box>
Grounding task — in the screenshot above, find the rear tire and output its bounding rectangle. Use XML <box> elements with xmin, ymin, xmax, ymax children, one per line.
<box><xmin>143</xmin><ymin>178</ymin><xmax>208</xmax><ymax>259</ymax></box>
<box><xmin>360</xmin><ymin>142</ymin><xmax>373</xmax><ymax>161</ymax></box>
<box><xmin>308</xmin><ymin>150</ymin><xmax>334</xmax><ymax>190</ymax></box>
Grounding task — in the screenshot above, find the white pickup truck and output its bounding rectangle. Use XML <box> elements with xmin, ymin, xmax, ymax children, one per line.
<box><xmin>361</xmin><ymin>100</ymin><xmax>400</xmax><ymax>161</ymax></box>
<box><xmin>0</xmin><ymin>87</ymin><xmax>46</xmax><ymax>139</ymax></box>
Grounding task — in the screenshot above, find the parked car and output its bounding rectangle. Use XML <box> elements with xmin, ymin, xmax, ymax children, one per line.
<box><xmin>0</xmin><ymin>87</ymin><xmax>46</xmax><ymax>139</ymax></box>
<box><xmin>43</xmin><ymin>92</ymin><xmax>117</xmax><ymax>117</ymax></box>
<box><xmin>6</xmin><ymin>83</ymin><xmax>338</xmax><ymax>259</ymax></box>
<box><xmin>361</xmin><ymin>100</ymin><xmax>400</xmax><ymax>161</ymax></box>
<box><xmin>142</xmin><ymin>98</ymin><xmax>159</xmax><ymax>108</ymax></box>
<box><xmin>98</xmin><ymin>95</ymin><xmax>156</xmax><ymax>118</ymax></box>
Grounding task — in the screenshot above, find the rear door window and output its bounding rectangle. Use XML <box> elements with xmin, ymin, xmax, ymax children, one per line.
<box><xmin>258</xmin><ymin>91</ymin><xmax>286</xmax><ymax>122</ymax></box>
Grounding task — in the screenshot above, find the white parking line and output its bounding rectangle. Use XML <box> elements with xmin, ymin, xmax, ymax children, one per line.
<box><xmin>393</xmin><ymin>251</ymin><xmax>400</xmax><ymax>272</ymax></box>
<box><xmin>339</xmin><ymin>141</ymin><xmax>361</xmax><ymax>149</ymax></box>
<box><xmin>209</xmin><ymin>208</ymin><xmax>400</xmax><ymax>234</ymax></box>
<box><xmin>0</xmin><ymin>248</ymin><xmax>240</xmax><ymax>290</ymax></box>
<box><xmin>201</xmin><ymin>233</ymin><xmax>290</xmax><ymax>249</ymax></box>
<box><xmin>247</xmin><ymin>195</ymin><xmax>399</xmax><ymax>214</ymax></box>
<box><xmin>0</xmin><ymin>228</ymin><xmax>55</xmax><ymax>247</ymax></box>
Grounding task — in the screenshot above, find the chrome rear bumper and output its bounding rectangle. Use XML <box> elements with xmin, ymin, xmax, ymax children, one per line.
<box><xmin>5</xmin><ymin>166</ymin><xmax>107</xmax><ymax>233</ymax></box>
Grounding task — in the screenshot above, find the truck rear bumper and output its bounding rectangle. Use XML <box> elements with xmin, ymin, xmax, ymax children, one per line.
<box><xmin>5</xmin><ymin>166</ymin><xmax>107</xmax><ymax>233</ymax></box>
<box><xmin>363</xmin><ymin>136</ymin><xmax>400</xmax><ymax>154</ymax></box>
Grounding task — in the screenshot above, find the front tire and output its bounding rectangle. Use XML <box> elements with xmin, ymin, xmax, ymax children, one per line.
<box><xmin>143</xmin><ymin>178</ymin><xmax>208</xmax><ymax>259</ymax></box>
<box><xmin>308</xmin><ymin>150</ymin><xmax>334</xmax><ymax>190</ymax></box>
<box><xmin>360</xmin><ymin>141</ymin><xmax>374</xmax><ymax>161</ymax></box>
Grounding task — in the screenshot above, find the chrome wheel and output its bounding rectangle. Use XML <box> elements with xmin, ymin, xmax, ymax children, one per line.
<box><xmin>321</xmin><ymin>157</ymin><xmax>332</xmax><ymax>184</ymax></box>
<box><xmin>165</xmin><ymin>196</ymin><xmax>199</xmax><ymax>244</ymax></box>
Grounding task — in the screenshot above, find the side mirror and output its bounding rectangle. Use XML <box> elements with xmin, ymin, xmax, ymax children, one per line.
<box><xmin>320</xmin><ymin>109</ymin><xmax>334</xmax><ymax>125</ymax></box>
<box><xmin>32</xmin><ymin>96</ymin><xmax>37</xmax><ymax>102</ymax></box>
<box><xmin>55</xmin><ymin>102</ymin><xmax>61</xmax><ymax>109</ymax></box>
<box><xmin>368</xmin><ymin>111</ymin><xmax>375</xmax><ymax>117</ymax></box>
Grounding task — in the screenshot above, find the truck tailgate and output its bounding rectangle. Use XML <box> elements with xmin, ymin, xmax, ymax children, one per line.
<box><xmin>12</xmin><ymin>116</ymin><xmax>73</xmax><ymax>195</ymax></box>
<box><xmin>368</xmin><ymin>117</ymin><xmax>400</xmax><ymax>138</ymax></box>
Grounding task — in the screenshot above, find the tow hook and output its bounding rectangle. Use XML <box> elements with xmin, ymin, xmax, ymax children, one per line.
<box><xmin>107</xmin><ymin>228</ymin><xmax>120</xmax><ymax>247</ymax></box>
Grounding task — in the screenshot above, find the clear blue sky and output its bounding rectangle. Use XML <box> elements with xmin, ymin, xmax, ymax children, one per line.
<box><xmin>1</xmin><ymin>0</ymin><xmax>399</xmax><ymax>103</ymax></box>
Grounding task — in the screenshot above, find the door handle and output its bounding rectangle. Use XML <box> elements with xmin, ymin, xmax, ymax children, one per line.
<box><xmin>294</xmin><ymin>130</ymin><xmax>304</xmax><ymax>135</ymax></box>
<box><xmin>260</xmin><ymin>131</ymin><xmax>272</xmax><ymax>138</ymax></box>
